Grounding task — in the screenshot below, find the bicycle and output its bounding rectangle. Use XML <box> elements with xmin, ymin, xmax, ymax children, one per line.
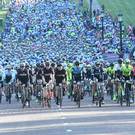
<box><xmin>36</xmin><ymin>80</ymin><xmax>43</xmax><ymax>104</ymax></box>
<box><xmin>15</xmin><ymin>82</ymin><xmax>22</xmax><ymax>102</ymax></box>
<box><xmin>84</xmin><ymin>78</ymin><xmax>91</xmax><ymax>97</ymax></box>
<box><xmin>124</xmin><ymin>80</ymin><xmax>133</xmax><ymax>107</ymax></box>
<box><xmin>95</xmin><ymin>82</ymin><xmax>104</xmax><ymax>107</ymax></box>
<box><xmin>0</xmin><ymin>83</ymin><xmax>3</xmax><ymax>103</ymax></box>
<box><xmin>73</xmin><ymin>81</ymin><xmax>84</xmax><ymax>108</ymax></box>
<box><xmin>4</xmin><ymin>83</ymin><xmax>12</xmax><ymax>104</ymax></box>
<box><xmin>55</xmin><ymin>83</ymin><xmax>63</xmax><ymax>108</ymax></box>
<box><xmin>91</xmin><ymin>76</ymin><xmax>104</xmax><ymax>107</ymax></box>
<box><xmin>21</xmin><ymin>85</ymin><xmax>32</xmax><ymax>108</ymax></box>
<box><xmin>42</xmin><ymin>83</ymin><xmax>52</xmax><ymax>108</ymax></box>
<box><xmin>115</xmin><ymin>78</ymin><xmax>124</xmax><ymax>106</ymax></box>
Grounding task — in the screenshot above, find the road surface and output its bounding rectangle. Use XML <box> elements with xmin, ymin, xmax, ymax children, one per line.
<box><xmin>0</xmin><ymin>95</ymin><xmax>135</xmax><ymax>135</ymax></box>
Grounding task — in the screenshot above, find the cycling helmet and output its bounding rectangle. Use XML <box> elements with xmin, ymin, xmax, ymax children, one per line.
<box><xmin>57</xmin><ymin>63</ymin><xmax>62</xmax><ymax>67</ymax></box>
<box><xmin>67</xmin><ymin>63</ymin><xmax>72</xmax><ymax>67</ymax></box>
<box><xmin>45</xmin><ymin>61</ymin><xmax>50</xmax><ymax>67</ymax></box>
<box><xmin>75</xmin><ymin>61</ymin><xmax>79</xmax><ymax>66</ymax></box>
<box><xmin>110</xmin><ymin>63</ymin><xmax>114</xmax><ymax>67</ymax></box>
<box><xmin>20</xmin><ymin>63</ymin><xmax>25</xmax><ymax>67</ymax></box>
<box><xmin>51</xmin><ymin>63</ymin><xmax>55</xmax><ymax>68</ymax></box>
<box><xmin>96</xmin><ymin>61</ymin><xmax>100</xmax><ymax>66</ymax></box>
<box><xmin>118</xmin><ymin>58</ymin><xmax>123</xmax><ymax>64</ymax></box>
<box><xmin>125</xmin><ymin>59</ymin><xmax>130</xmax><ymax>64</ymax></box>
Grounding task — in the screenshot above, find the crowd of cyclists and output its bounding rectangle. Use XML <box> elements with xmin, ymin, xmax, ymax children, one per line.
<box><xmin>0</xmin><ymin>0</ymin><xmax>135</xmax><ymax>108</ymax></box>
<box><xmin>0</xmin><ymin>58</ymin><xmax>135</xmax><ymax>108</ymax></box>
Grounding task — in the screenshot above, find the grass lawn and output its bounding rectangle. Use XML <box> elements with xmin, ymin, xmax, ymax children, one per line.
<box><xmin>0</xmin><ymin>9</ymin><xmax>8</xmax><ymax>31</ymax></box>
<box><xmin>0</xmin><ymin>0</ymin><xmax>10</xmax><ymax>31</ymax></box>
<box><xmin>97</xmin><ymin>0</ymin><xmax>135</xmax><ymax>26</ymax></box>
<box><xmin>73</xmin><ymin>0</ymin><xmax>89</xmax><ymax>11</ymax></box>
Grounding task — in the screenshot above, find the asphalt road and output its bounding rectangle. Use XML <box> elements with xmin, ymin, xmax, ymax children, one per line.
<box><xmin>0</xmin><ymin>94</ymin><xmax>135</xmax><ymax>135</ymax></box>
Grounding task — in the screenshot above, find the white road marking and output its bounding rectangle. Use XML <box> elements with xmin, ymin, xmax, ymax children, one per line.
<box><xmin>66</xmin><ymin>129</ymin><xmax>72</xmax><ymax>132</ymax></box>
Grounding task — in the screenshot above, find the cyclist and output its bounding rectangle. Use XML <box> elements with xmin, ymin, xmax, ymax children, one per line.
<box><xmin>84</xmin><ymin>64</ymin><xmax>93</xmax><ymax>80</ymax></box>
<box><xmin>35</xmin><ymin>63</ymin><xmax>44</xmax><ymax>84</ymax></box>
<box><xmin>122</xmin><ymin>59</ymin><xmax>133</xmax><ymax>81</ymax></box>
<box><xmin>107</xmin><ymin>63</ymin><xmax>115</xmax><ymax>79</ymax></box>
<box><xmin>3</xmin><ymin>65</ymin><xmax>13</xmax><ymax>103</ymax></box>
<box><xmin>72</xmin><ymin>61</ymin><xmax>82</xmax><ymax>83</ymax></box>
<box><xmin>93</xmin><ymin>62</ymin><xmax>104</xmax><ymax>82</ymax></box>
<box><xmin>122</xmin><ymin>59</ymin><xmax>133</xmax><ymax>103</ymax></box>
<box><xmin>66</xmin><ymin>63</ymin><xmax>73</xmax><ymax>98</ymax></box>
<box><xmin>92</xmin><ymin>62</ymin><xmax>104</xmax><ymax>103</ymax></box>
<box><xmin>72</xmin><ymin>61</ymin><xmax>83</xmax><ymax>101</ymax></box>
<box><xmin>115</xmin><ymin>59</ymin><xmax>124</xmax><ymax>79</ymax></box>
<box><xmin>17</xmin><ymin>63</ymin><xmax>29</xmax><ymax>86</ymax></box>
<box><xmin>84</xmin><ymin>64</ymin><xmax>92</xmax><ymax>96</ymax></box>
<box><xmin>34</xmin><ymin>63</ymin><xmax>44</xmax><ymax>103</ymax></box>
<box><xmin>54</xmin><ymin>63</ymin><xmax>66</xmax><ymax>105</ymax></box>
<box><xmin>16</xmin><ymin>63</ymin><xmax>30</xmax><ymax>107</ymax></box>
<box><xmin>106</xmin><ymin>63</ymin><xmax>117</xmax><ymax>100</ymax></box>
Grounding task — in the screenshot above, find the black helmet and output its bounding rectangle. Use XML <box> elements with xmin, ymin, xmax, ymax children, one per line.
<box><xmin>110</xmin><ymin>63</ymin><xmax>114</xmax><ymax>67</ymax></box>
<box><xmin>51</xmin><ymin>63</ymin><xmax>55</xmax><ymax>68</ymax></box>
<box><xmin>75</xmin><ymin>61</ymin><xmax>79</xmax><ymax>66</ymax></box>
<box><xmin>57</xmin><ymin>63</ymin><xmax>62</xmax><ymax>67</ymax></box>
<box><xmin>36</xmin><ymin>63</ymin><xmax>40</xmax><ymax>67</ymax></box>
<box><xmin>45</xmin><ymin>62</ymin><xmax>50</xmax><ymax>67</ymax></box>
<box><xmin>118</xmin><ymin>58</ymin><xmax>123</xmax><ymax>64</ymax></box>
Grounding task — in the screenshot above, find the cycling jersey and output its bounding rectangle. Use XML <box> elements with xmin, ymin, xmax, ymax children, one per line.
<box><xmin>122</xmin><ymin>65</ymin><xmax>133</xmax><ymax>77</ymax></box>
<box><xmin>35</xmin><ymin>67</ymin><xmax>43</xmax><ymax>80</ymax></box>
<box><xmin>4</xmin><ymin>70</ymin><xmax>13</xmax><ymax>84</ymax></box>
<box><xmin>85</xmin><ymin>68</ymin><xmax>92</xmax><ymax>80</ymax></box>
<box><xmin>107</xmin><ymin>67</ymin><xmax>115</xmax><ymax>78</ymax></box>
<box><xmin>72</xmin><ymin>66</ymin><xmax>82</xmax><ymax>82</ymax></box>
<box><xmin>43</xmin><ymin>67</ymin><xmax>53</xmax><ymax>83</ymax></box>
<box><xmin>66</xmin><ymin>67</ymin><xmax>72</xmax><ymax>82</ymax></box>
<box><xmin>93</xmin><ymin>66</ymin><xmax>104</xmax><ymax>82</ymax></box>
<box><xmin>55</xmin><ymin>68</ymin><xmax>66</xmax><ymax>86</ymax></box>
<box><xmin>17</xmin><ymin>68</ymin><xmax>29</xmax><ymax>85</ymax></box>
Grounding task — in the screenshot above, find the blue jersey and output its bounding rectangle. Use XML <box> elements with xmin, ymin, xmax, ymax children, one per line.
<box><xmin>72</xmin><ymin>66</ymin><xmax>82</xmax><ymax>75</ymax></box>
<box><xmin>4</xmin><ymin>70</ymin><xmax>13</xmax><ymax>84</ymax></box>
<box><xmin>72</xmin><ymin>66</ymin><xmax>82</xmax><ymax>82</ymax></box>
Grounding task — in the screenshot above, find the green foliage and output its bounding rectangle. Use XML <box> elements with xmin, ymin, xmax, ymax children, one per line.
<box><xmin>98</xmin><ymin>0</ymin><xmax>135</xmax><ymax>26</ymax></box>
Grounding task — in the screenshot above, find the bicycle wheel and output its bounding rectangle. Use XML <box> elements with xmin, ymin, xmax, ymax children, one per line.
<box><xmin>76</xmin><ymin>91</ymin><xmax>81</xmax><ymax>108</ymax></box>
<box><xmin>7</xmin><ymin>87</ymin><xmax>12</xmax><ymax>104</ymax></box>
<box><xmin>0</xmin><ymin>90</ymin><xmax>2</xmax><ymax>103</ymax></box>
<box><xmin>99</xmin><ymin>99</ymin><xmax>102</xmax><ymax>107</ymax></box>
<box><xmin>120</xmin><ymin>90</ymin><xmax>123</xmax><ymax>107</ymax></box>
<box><xmin>98</xmin><ymin>91</ymin><xmax>102</xmax><ymax>107</ymax></box>
<box><xmin>47</xmin><ymin>99</ymin><xmax>51</xmax><ymax>108</ymax></box>
<box><xmin>59</xmin><ymin>87</ymin><xmax>63</xmax><ymax>108</ymax></box>
<box><xmin>125</xmin><ymin>88</ymin><xmax>130</xmax><ymax>107</ymax></box>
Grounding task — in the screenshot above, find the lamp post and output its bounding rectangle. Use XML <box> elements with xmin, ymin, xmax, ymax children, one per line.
<box><xmin>100</xmin><ymin>11</ymin><xmax>104</xmax><ymax>40</ymax></box>
<box><xmin>118</xmin><ymin>14</ymin><xmax>123</xmax><ymax>58</ymax></box>
<box><xmin>90</xmin><ymin>0</ymin><xmax>93</xmax><ymax>22</ymax></box>
<box><xmin>80</xmin><ymin>0</ymin><xmax>83</xmax><ymax>7</ymax></box>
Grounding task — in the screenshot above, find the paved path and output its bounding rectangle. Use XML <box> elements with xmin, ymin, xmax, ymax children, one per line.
<box><xmin>1</xmin><ymin>95</ymin><xmax>135</xmax><ymax>135</ymax></box>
